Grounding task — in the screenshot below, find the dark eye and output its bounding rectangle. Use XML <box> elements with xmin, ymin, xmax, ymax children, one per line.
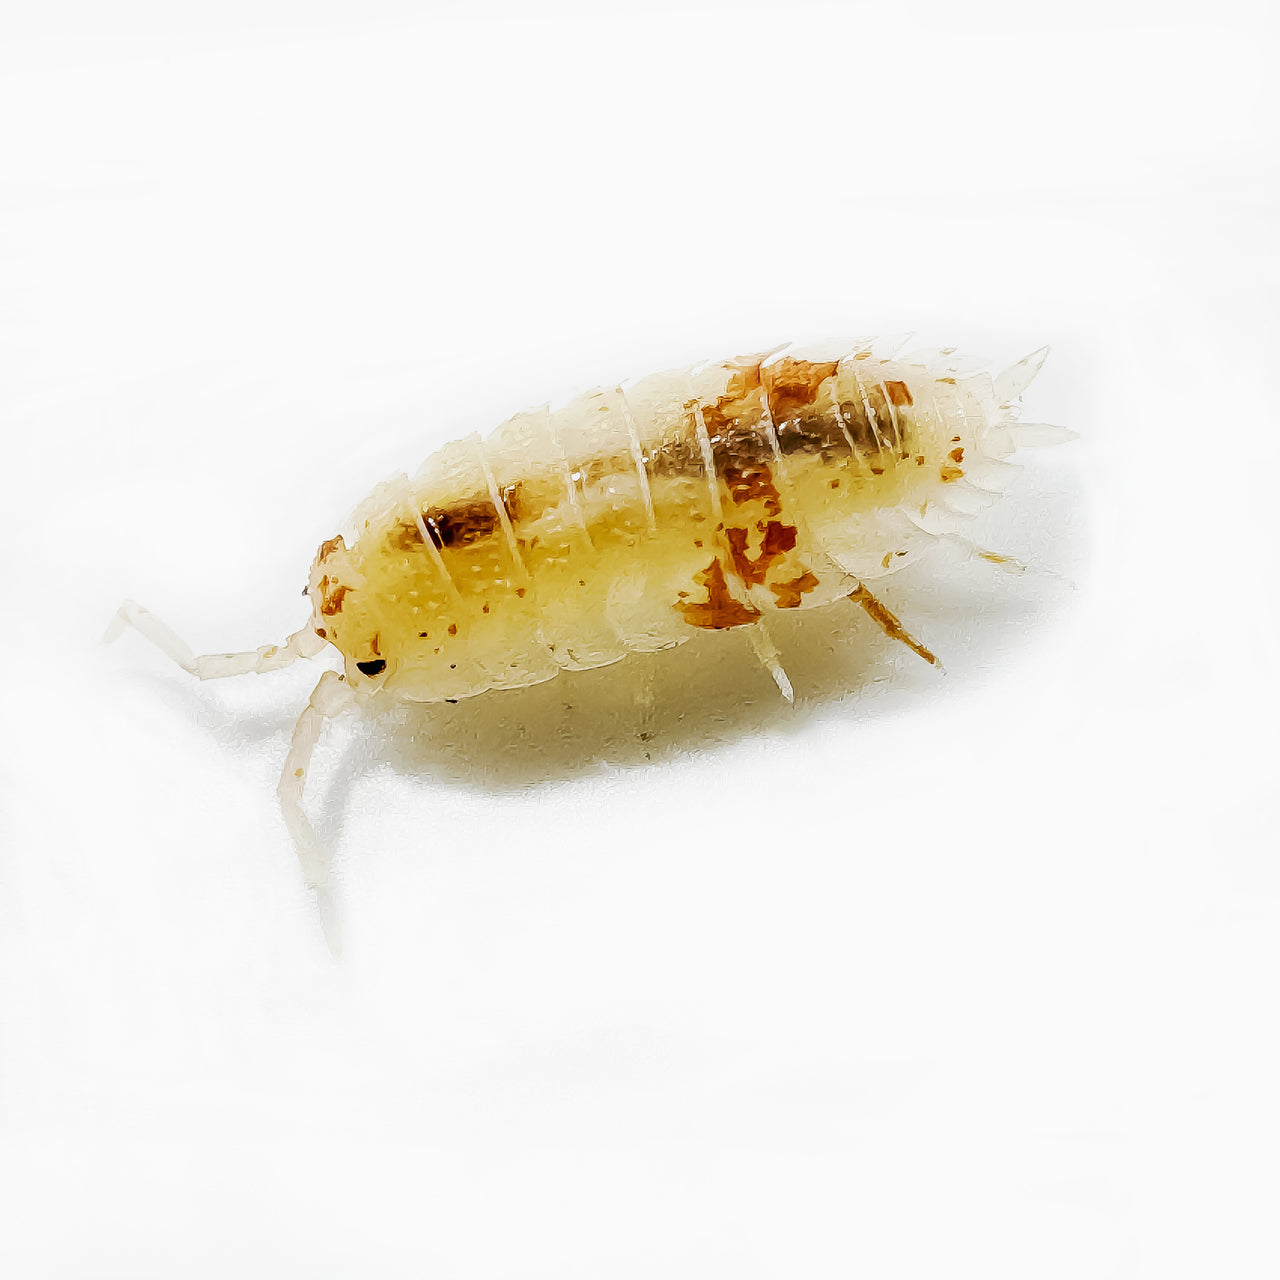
<box><xmin>356</xmin><ymin>659</ymin><xmax>386</xmax><ymax>676</ymax></box>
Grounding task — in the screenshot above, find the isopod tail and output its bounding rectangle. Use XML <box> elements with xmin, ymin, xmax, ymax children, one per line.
<box><xmin>993</xmin><ymin>345</ymin><xmax>1051</xmax><ymax>406</ymax></box>
<box><xmin>984</xmin><ymin>346</ymin><xmax>1075</xmax><ymax>455</ymax></box>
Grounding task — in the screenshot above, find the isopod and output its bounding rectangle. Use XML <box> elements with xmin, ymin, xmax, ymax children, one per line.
<box><xmin>110</xmin><ymin>336</ymin><xmax>1071</xmax><ymax>948</ymax></box>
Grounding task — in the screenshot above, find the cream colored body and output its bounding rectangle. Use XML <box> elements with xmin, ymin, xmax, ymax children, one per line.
<box><xmin>112</xmin><ymin>338</ymin><xmax>1062</xmax><ymax>951</ymax></box>
<box><xmin>310</xmin><ymin>344</ymin><xmax>1024</xmax><ymax>704</ymax></box>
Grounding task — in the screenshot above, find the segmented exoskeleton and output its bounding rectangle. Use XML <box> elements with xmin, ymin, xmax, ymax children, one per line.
<box><xmin>110</xmin><ymin>336</ymin><xmax>1069</xmax><ymax>949</ymax></box>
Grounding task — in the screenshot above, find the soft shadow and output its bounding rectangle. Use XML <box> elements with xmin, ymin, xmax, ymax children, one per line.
<box><xmin>124</xmin><ymin>457</ymin><xmax>1084</xmax><ymax>824</ymax></box>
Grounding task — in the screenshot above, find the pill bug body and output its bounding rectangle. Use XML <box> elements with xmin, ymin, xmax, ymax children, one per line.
<box><xmin>111</xmin><ymin>337</ymin><xmax>1067</xmax><ymax>949</ymax></box>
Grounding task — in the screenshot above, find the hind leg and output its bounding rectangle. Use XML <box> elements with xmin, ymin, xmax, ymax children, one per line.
<box><xmin>746</xmin><ymin>619</ymin><xmax>795</xmax><ymax>703</ymax></box>
<box><xmin>106</xmin><ymin>599</ymin><xmax>327</xmax><ymax>678</ymax></box>
<box><xmin>278</xmin><ymin>669</ymin><xmax>356</xmax><ymax>955</ymax></box>
<box><xmin>847</xmin><ymin>584</ymin><xmax>939</xmax><ymax>668</ymax></box>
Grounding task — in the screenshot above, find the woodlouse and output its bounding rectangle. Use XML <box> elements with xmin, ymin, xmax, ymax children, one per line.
<box><xmin>110</xmin><ymin>336</ymin><xmax>1071</xmax><ymax>949</ymax></box>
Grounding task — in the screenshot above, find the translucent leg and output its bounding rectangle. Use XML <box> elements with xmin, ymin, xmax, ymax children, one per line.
<box><xmin>933</xmin><ymin>534</ymin><xmax>1029</xmax><ymax>575</ymax></box>
<box><xmin>105</xmin><ymin>599</ymin><xmax>327</xmax><ymax>679</ymax></box>
<box><xmin>746</xmin><ymin>620</ymin><xmax>795</xmax><ymax>704</ymax></box>
<box><xmin>848</xmin><ymin>584</ymin><xmax>940</xmax><ymax>669</ymax></box>
<box><xmin>278</xmin><ymin>669</ymin><xmax>356</xmax><ymax>956</ymax></box>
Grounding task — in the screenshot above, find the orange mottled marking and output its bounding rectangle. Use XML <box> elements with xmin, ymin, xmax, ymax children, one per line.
<box><xmin>885</xmin><ymin>380</ymin><xmax>913</xmax><ymax>407</ymax></box>
<box><xmin>316</xmin><ymin>534</ymin><xmax>345</xmax><ymax>562</ymax></box>
<box><xmin>940</xmin><ymin>465</ymin><xmax>964</xmax><ymax>483</ymax></box>
<box><xmin>722</xmin><ymin>462</ymin><xmax>782</xmax><ymax>515</ymax></box>
<box><xmin>762</xmin><ymin>358</ymin><xmax>839</xmax><ymax>421</ymax></box>
<box><xmin>318</xmin><ymin>575</ymin><xmax>349</xmax><ymax>617</ymax></box>
<box><xmin>676</xmin><ymin>558</ymin><xmax>761</xmax><ymax>630</ymax></box>
<box><xmin>724</xmin><ymin>521</ymin><xmax>798</xmax><ymax>587</ymax></box>
<box><xmin>770</xmin><ymin>570</ymin><xmax>820</xmax><ymax>608</ymax></box>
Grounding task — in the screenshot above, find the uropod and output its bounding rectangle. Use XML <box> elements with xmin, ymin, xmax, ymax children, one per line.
<box><xmin>110</xmin><ymin>337</ymin><xmax>1071</xmax><ymax>949</ymax></box>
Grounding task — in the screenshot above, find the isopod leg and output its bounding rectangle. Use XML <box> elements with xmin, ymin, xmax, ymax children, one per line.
<box><xmin>278</xmin><ymin>668</ymin><xmax>356</xmax><ymax>956</ymax></box>
<box><xmin>106</xmin><ymin>599</ymin><xmax>327</xmax><ymax>678</ymax></box>
<box><xmin>746</xmin><ymin>621</ymin><xmax>795</xmax><ymax>704</ymax></box>
<box><xmin>934</xmin><ymin>534</ymin><xmax>1029</xmax><ymax>575</ymax></box>
<box><xmin>847</xmin><ymin>584</ymin><xmax>940</xmax><ymax>669</ymax></box>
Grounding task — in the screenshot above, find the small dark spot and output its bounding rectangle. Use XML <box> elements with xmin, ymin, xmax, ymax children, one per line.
<box><xmin>830</xmin><ymin>478</ymin><xmax>840</xmax><ymax>489</ymax></box>
<box><xmin>356</xmin><ymin>659</ymin><xmax>386</xmax><ymax>676</ymax></box>
<box><xmin>694</xmin><ymin>539</ymin><xmax>703</xmax><ymax>548</ymax></box>
<box><xmin>949</xmin><ymin>446</ymin><xmax>965</xmax><ymax>463</ymax></box>
<box><xmin>515</xmin><ymin>587</ymin><xmax>527</xmax><ymax>598</ymax></box>
<box><xmin>482</xmin><ymin>603</ymin><xmax>490</xmax><ymax>614</ymax></box>
<box><xmin>419</xmin><ymin>632</ymin><xmax>429</xmax><ymax>638</ymax></box>
<box><xmin>315</xmin><ymin>627</ymin><xmax>327</xmax><ymax>639</ymax></box>
<box><xmin>445</xmin><ymin>698</ymin><xmax>458</xmax><ymax>704</ymax></box>
<box><xmin>450</xmin><ymin>663</ymin><xmax>457</xmax><ymax>669</ymax></box>
<box><xmin>448</xmin><ymin>623</ymin><xmax>457</xmax><ymax>636</ymax></box>
<box><xmin>915</xmin><ymin>455</ymin><xmax>926</xmax><ymax>466</ymax></box>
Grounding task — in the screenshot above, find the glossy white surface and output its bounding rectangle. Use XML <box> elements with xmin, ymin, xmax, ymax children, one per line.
<box><xmin>2</xmin><ymin>2</ymin><xmax>1277</xmax><ymax>1276</ymax></box>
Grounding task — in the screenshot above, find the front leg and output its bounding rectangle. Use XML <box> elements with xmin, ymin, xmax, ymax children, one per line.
<box><xmin>278</xmin><ymin>669</ymin><xmax>357</xmax><ymax>955</ymax></box>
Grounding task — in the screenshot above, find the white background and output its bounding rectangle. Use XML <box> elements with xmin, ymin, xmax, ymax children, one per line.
<box><xmin>2</xmin><ymin>2</ymin><xmax>1278</xmax><ymax>1276</ymax></box>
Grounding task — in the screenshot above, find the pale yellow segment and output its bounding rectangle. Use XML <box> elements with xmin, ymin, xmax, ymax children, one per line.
<box><xmin>307</xmin><ymin>354</ymin><xmax>1002</xmax><ymax>702</ymax></box>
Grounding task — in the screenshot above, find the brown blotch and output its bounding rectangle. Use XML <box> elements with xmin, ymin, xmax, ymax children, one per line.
<box><xmin>771</xmin><ymin>570</ymin><xmax>820</xmax><ymax>608</ymax></box>
<box><xmin>762</xmin><ymin>358</ymin><xmax>839</xmax><ymax>421</ymax></box>
<box><xmin>721</xmin><ymin>462</ymin><xmax>782</xmax><ymax>515</ymax></box>
<box><xmin>885</xmin><ymin>380</ymin><xmax>913</xmax><ymax>407</ymax></box>
<box><xmin>387</xmin><ymin>520</ymin><xmax>421</xmax><ymax>551</ymax></box>
<box><xmin>949</xmin><ymin>446</ymin><xmax>965</xmax><ymax>463</ymax></box>
<box><xmin>316</xmin><ymin>534</ymin><xmax>345</xmax><ymax>562</ymax></box>
<box><xmin>447</xmin><ymin>623</ymin><xmax>457</xmax><ymax>636</ymax></box>
<box><xmin>724</xmin><ymin>520</ymin><xmax>799</xmax><ymax>587</ymax></box>
<box><xmin>701</xmin><ymin>359</ymin><xmax>764</xmax><ymax>436</ymax></box>
<box><xmin>423</xmin><ymin>500</ymin><xmax>500</xmax><ymax>549</ymax></box>
<box><xmin>318</xmin><ymin>575</ymin><xmax>348</xmax><ymax>617</ymax></box>
<box><xmin>675</xmin><ymin>558</ymin><xmax>761</xmax><ymax>630</ymax></box>
<box><xmin>515</xmin><ymin>587</ymin><xmax>527</xmax><ymax>598</ymax></box>
<box><xmin>315</xmin><ymin>627</ymin><xmax>327</xmax><ymax>639</ymax></box>
<box><xmin>500</xmin><ymin>482</ymin><xmax>524</xmax><ymax>523</ymax></box>
<box><xmin>940</xmin><ymin>466</ymin><xmax>964</xmax><ymax>483</ymax></box>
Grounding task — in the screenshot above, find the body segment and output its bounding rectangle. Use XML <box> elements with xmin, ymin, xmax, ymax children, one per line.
<box><xmin>111</xmin><ymin>337</ymin><xmax>1064</xmax><ymax>951</ymax></box>
<box><xmin>311</xmin><ymin>343</ymin><xmax>1007</xmax><ymax>703</ymax></box>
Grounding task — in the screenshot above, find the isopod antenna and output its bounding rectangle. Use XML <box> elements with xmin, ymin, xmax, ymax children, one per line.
<box><xmin>105</xmin><ymin>599</ymin><xmax>351</xmax><ymax>955</ymax></box>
